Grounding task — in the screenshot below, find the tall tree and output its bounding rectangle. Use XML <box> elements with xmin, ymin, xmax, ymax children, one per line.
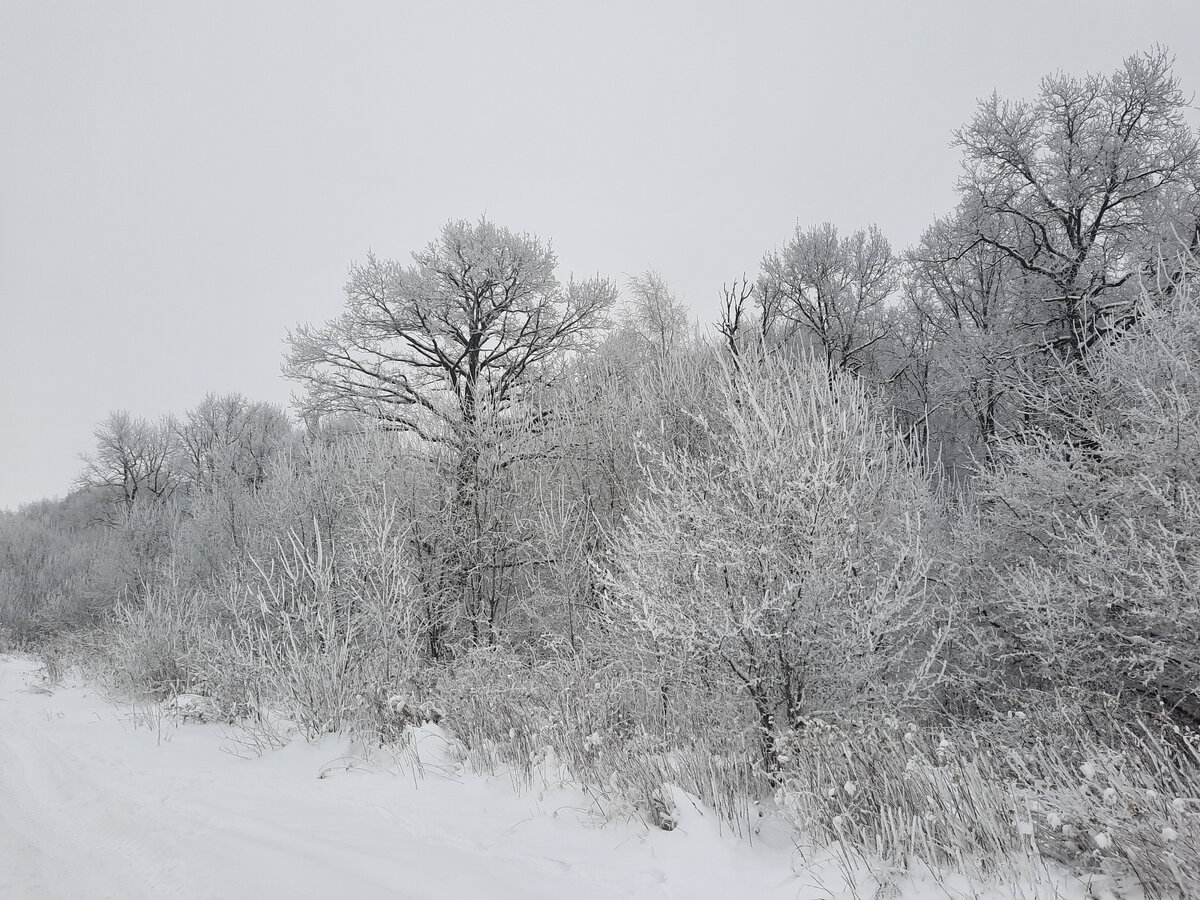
<box><xmin>758</xmin><ymin>223</ymin><xmax>899</xmax><ymax>374</ymax></box>
<box><xmin>178</xmin><ymin>393</ymin><xmax>294</xmax><ymax>492</ymax></box>
<box><xmin>904</xmin><ymin>211</ymin><xmax>1032</xmax><ymax>463</ymax></box>
<box><xmin>285</xmin><ymin>218</ymin><xmax>617</xmax><ymax>645</ymax></box>
<box><xmin>975</xmin><ymin>240</ymin><xmax>1200</xmax><ymax>727</ymax></box>
<box><xmin>955</xmin><ymin>48</ymin><xmax>1199</xmax><ymax>360</ymax></box>
<box><xmin>285</xmin><ymin>218</ymin><xmax>617</xmax><ymax>445</ymax></box>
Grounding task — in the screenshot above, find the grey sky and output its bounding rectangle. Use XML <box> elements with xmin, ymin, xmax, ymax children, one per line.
<box><xmin>2</xmin><ymin>1</ymin><xmax>1198</xmax><ymax>510</ymax></box>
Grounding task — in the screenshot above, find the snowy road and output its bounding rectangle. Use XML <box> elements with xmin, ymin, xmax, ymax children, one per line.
<box><xmin>0</xmin><ymin>655</ymin><xmax>810</xmax><ymax>899</ymax></box>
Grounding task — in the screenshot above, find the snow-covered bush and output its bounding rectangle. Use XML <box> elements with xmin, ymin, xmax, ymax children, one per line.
<box><xmin>977</xmin><ymin>247</ymin><xmax>1200</xmax><ymax>726</ymax></box>
<box><xmin>99</xmin><ymin>577</ymin><xmax>206</xmax><ymax>699</ymax></box>
<box><xmin>415</xmin><ymin>643</ymin><xmax>764</xmax><ymax>832</ymax></box>
<box><xmin>0</xmin><ymin>498</ymin><xmax>135</xmax><ymax>642</ymax></box>
<box><xmin>201</xmin><ymin>508</ymin><xmax>431</xmax><ymax>739</ymax></box>
<box><xmin>600</xmin><ymin>356</ymin><xmax>948</xmax><ymax>765</ymax></box>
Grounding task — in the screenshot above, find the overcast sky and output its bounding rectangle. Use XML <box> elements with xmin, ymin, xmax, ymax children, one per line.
<box><xmin>2</xmin><ymin>1</ymin><xmax>1198</xmax><ymax>510</ymax></box>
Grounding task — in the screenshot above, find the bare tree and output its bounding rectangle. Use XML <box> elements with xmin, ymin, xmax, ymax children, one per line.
<box><xmin>716</xmin><ymin>275</ymin><xmax>754</xmax><ymax>363</ymax></box>
<box><xmin>904</xmin><ymin>212</ymin><xmax>1034</xmax><ymax>462</ymax></box>
<box><xmin>621</xmin><ymin>268</ymin><xmax>690</xmax><ymax>357</ymax></box>
<box><xmin>976</xmin><ymin>241</ymin><xmax>1200</xmax><ymax>727</ymax></box>
<box><xmin>79</xmin><ymin>411</ymin><xmax>181</xmax><ymax>515</ymax></box>
<box><xmin>285</xmin><ymin>218</ymin><xmax>618</xmax><ymax>645</ymax></box>
<box><xmin>758</xmin><ymin>223</ymin><xmax>899</xmax><ymax>374</ymax></box>
<box><xmin>955</xmin><ymin>48</ymin><xmax>1200</xmax><ymax>360</ymax></box>
<box><xmin>285</xmin><ymin>218</ymin><xmax>617</xmax><ymax>446</ymax></box>
<box><xmin>178</xmin><ymin>393</ymin><xmax>295</xmax><ymax>491</ymax></box>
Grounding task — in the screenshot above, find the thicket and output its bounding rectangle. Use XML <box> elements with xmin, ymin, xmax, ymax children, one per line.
<box><xmin>3</xmin><ymin>50</ymin><xmax>1199</xmax><ymax>897</ymax></box>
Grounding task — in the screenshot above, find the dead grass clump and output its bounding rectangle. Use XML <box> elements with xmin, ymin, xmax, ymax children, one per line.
<box><xmin>772</xmin><ymin>708</ymin><xmax>1200</xmax><ymax>897</ymax></box>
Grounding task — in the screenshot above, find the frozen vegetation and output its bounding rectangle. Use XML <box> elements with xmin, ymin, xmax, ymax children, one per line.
<box><xmin>1</xmin><ymin>655</ymin><xmax>808</xmax><ymax>899</ymax></box>
<box><xmin>3</xmin><ymin>50</ymin><xmax>1200</xmax><ymax>897</ymax></box>
<box><xmin>0</xmin><ymin>654</ymin><xmax>1176</xmax><ymax>899</ymax></box>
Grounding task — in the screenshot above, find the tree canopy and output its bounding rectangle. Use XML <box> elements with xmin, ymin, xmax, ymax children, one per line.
<box><xmin>285</xmin><ymin>218</ymin><xmax>618</xmax><ymax>445</ymax></box>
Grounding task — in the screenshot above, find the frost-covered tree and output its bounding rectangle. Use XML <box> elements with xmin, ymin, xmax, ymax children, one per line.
<box><xmin>977</xmin><ymin>243</ymin><xmax>1200</xmax><ymax>726</ymax></box>
<box><xmin>600</xmin><ymin>357</ymin><xmax>943</xmax><ymax>765</ymax></box>
<box><xmin>178</xmin><ymin>393</ymin><xmax>295</xmax><ymax>492</ymax></box>
<box><xmin>79</xmin><ymin>411</ymin><xmax>181</xmax><ymax>515</ymax></box>
<box><xmin>285</xmin><ymin>218</ymin><xmax>617</xmax><ymax>444</ymax></box>
<box><xmin>757</xmin><ymin>223</ymin><xmax>899</xmax><ymax>374</ymax></box>
<box><xmin>166</xmin><ymin>394</ymin><xmax>297</xmax><ymax>567</ymax></box>
<box><xmin>903</xmin><ymin>211</ymin><xmax>1034</xmax><ymax>464</ymax></box>
<box><xmin>285</xmin><ymin>219</ymin><xmax>618</xmax><ymax>645</ymax></box>
<box><xmin>955</xmin><ymin>48</ymin><xmax>1199</xmax><ymax>360</ymax></box>
<box><xmin>620</xmin><ymin>269</ymin><xmax>690</xmax><ymax>358</ymax></box>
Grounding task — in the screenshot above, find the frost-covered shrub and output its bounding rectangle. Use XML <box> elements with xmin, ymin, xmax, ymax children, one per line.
<box><xmin>209</xmin><ymin>524</ymin><xmax>399</xmax><ymax>738</ymax></box>
<box><xmin>97</xmin><ymin>577</ymin><xmax>208</xmax><ymax>698</ymax></box>
<box><xmin>0</xmin><ymin>511</ymin><xmax>135</xmax><ymax>643</ymax></box>
<box><xmin>774</xmin><ymin>719</ymin><xmax>1024</xmax><ymax>878</ymax></box>
<box><xmin>600</xmin><ymin>356</ymin><xmax>948</xmax><ymax>764</ymax></box>
<box><xmin>978</xmin><ymin>250</ymin><xmax>1200</xmax><ymax>726</ymax></box>
<box><xmin>413</xmin><ymin>645</ymin><xmax>763</xmax><ymax>832</ymax></box>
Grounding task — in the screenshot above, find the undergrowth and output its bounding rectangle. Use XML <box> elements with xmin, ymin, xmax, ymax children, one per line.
<box><xmin>29</xmin><ymin>519</ymin><xmax>1200</xmax><ymax>899</ymax></box>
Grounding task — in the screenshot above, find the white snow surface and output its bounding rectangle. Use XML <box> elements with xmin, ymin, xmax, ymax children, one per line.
<box><xmin>0</xmin><ymin>654</ymin><xmax>814</xmax><ymax>899</ymax></box>
<box><xmin>0</xmin><ymin>654</ymin><xmax>1105</xmax><ymax>899</ymax></box>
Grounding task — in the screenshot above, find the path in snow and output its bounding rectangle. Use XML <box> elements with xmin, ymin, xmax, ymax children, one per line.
<box><xmin>0</xmin><ymin>655</ymin><xmax>815</xmax><ymax>899</ymax></box>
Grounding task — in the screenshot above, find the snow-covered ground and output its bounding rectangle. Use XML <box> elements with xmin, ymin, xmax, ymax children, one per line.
<box><xmin>0</xmin><ymin>653</ymin><xmax>822</xmax><ymax>899</ymax></box>
<box><xmin>1</xmin><ymin>654</ymin><xmax>1110</xmax><ymax>900</ymax></box>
